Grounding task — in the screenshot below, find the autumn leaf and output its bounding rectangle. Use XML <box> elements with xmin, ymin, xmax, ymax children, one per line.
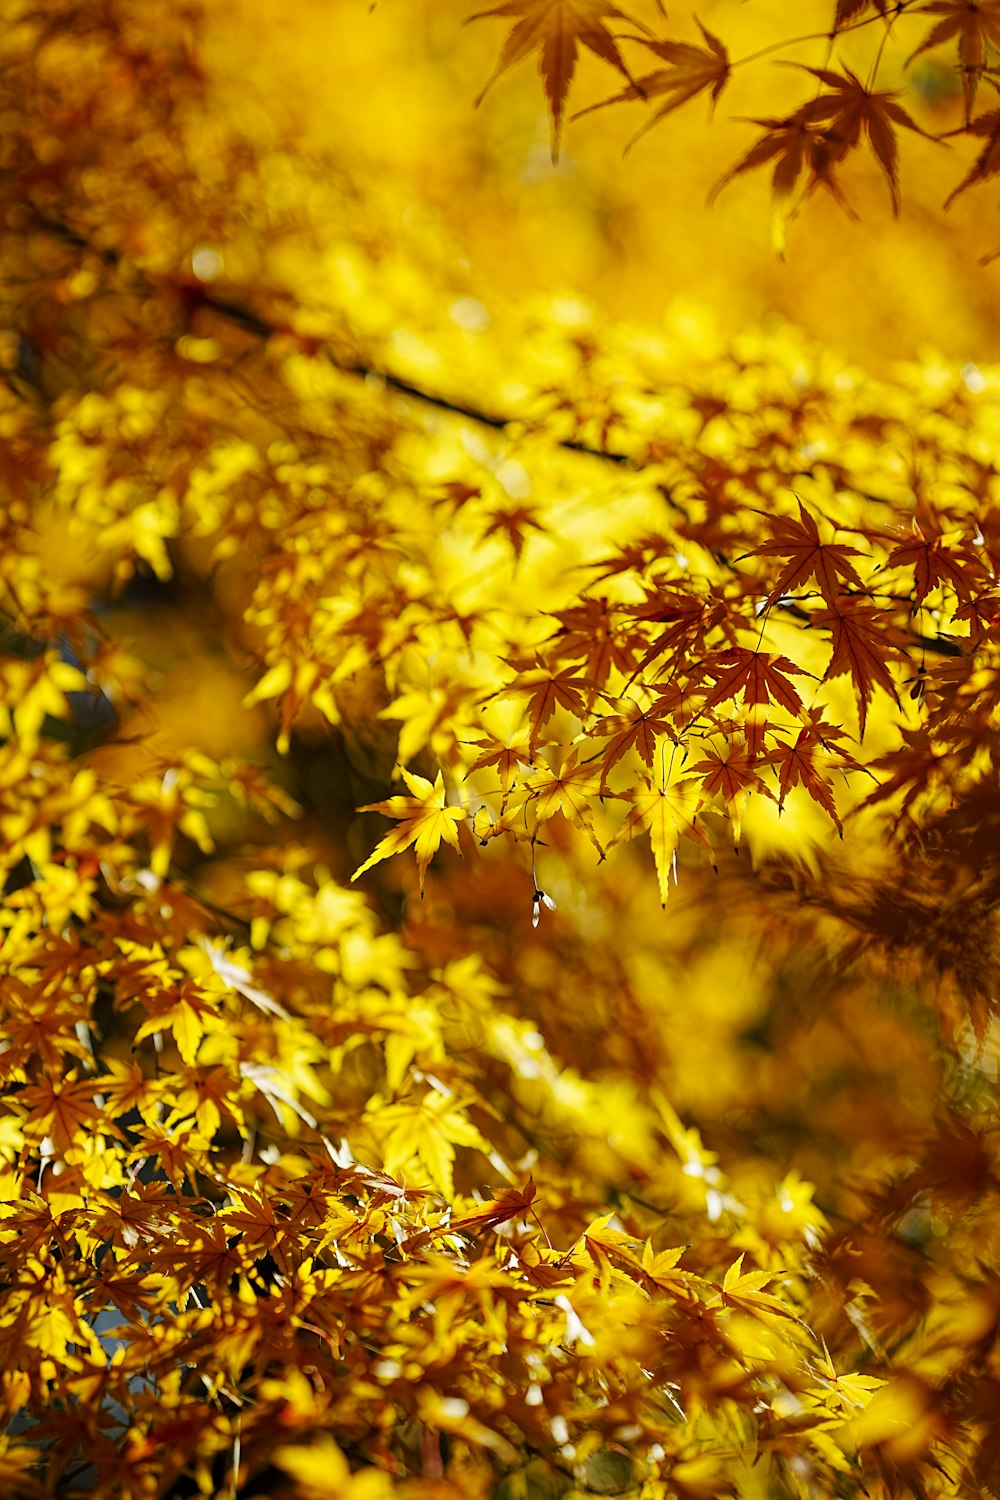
<box><xmin>856</xmin><ymin>724</ymin><xmax>952</xmax><ymax>816</ymax></box>
<box><xmin>568</xmin><ymin>1212</ymin><xmax>645</xmax><ymax>1291</ymax></box>
<box><xmin>480</xmin><ymin>502</ymin><xmax>549</xmax><ymax>559</ymax></box>
<box><xmin>526</xmin><ymin>746</ymin><xmax>605</xmax><ymax>852</ymax></box>
<box><xmin>908</xmin><ymin>0</ymin><xmax>1000</xmax><ymax>120</ymax></box>
<box><xmin>379</xmin><ymin>682</ymin><xmax>474</xmax><ymax>766</ymax></box>
<box><xmin>497</xmin><ymin>656</ymin><xmax>595</xmax><ymax>750</ymax></box>
<box><xmin>573</xmin><ymin>18</ymin><xmax>730</xmax><ymax>151</ymax></box>
<box><xmin>640</xmin><ymin>1240</ymin><xmax>711</xmax><ymax>1299</ymax></box>
<box><xmin>625</xmin><ymin>590</ymin><xmax>730</xmax><ymax>673</ymax></box>
<box><xmin>469</xmin><ymin>0</ymin><xmax>644</xmax><ymax>159</ymax></box>
<box><xmin>794</xmin><ymin>65</ymin><xmax>933</xmax><ymax>212</ymax></box>
<box><xmin>882</xmin><ymin>516</ymin><xmax>981</xmax><ymax>606</ymax></box>
<box><xmin>465</xmin><ymin>729</ymin><xmax>533</xmax><ymax>801</ymax></box>
<box><xmin>813</xmin><ymin>598</ymin><xmax>901</xmax><ymax>735</ymax></box>
<box><xmin>19</xmin><ymin>1073</ymin><xmax>103</xmax><ymax>1155</ymax></box>
<box><xmin>765</xmin><ymin>712</ymin><xmax>860</xmax><ymax>835</ymax></box>
<box><xmin>593</xmin><ymin>694</ymin><xmax>677</xmax><ymax>788</ymax></box>
<box><xmin>944</xmin><ymin>108</ymin><xmax>1000</xmax><ymax>205</ymax></box>
<box><xmin>701</xmin><ymin>646</ymin><xmax>811</xmax><ymax>756</ymax></box>
<box><xmin>834</xmin><ymin>0</ymin><xmax>894</xmax><ymax>27</ymax></box>
<box><xmin>710</xmin><ymin>112</ymin><xmax>856</xmax><ymax>252</ymax></box>
<box><xmin>548</xmin><ymin>595</ymin><xmax>635</xmax><ymax>686</ymax></box>
<box><xmin>373</xmin><ymin>1091</ymin><xmax>494</xmax><ymax>1198</ymax></box>
<box><xmin>714</xmin><ymin>1252</ymin><xmax>802</xmax><ymax>1323</ymax></box>
<box><xmin>352</xmin><ymin>768</ymin><xmax>466</xmax><ymax>895</ymax></box>
<box><xmin>450</xmin><ymin>1178</ymin><xmax>537</xmax><ymax>1234</ymax></box>
<box><xmin>743</xmin><ymin>499</ymin><xmax>865</xmax><ymax>607</ymax></box>
<box><xmin>688</xmin><ymin>742</ymin><xmax>775</xmax><ymax>843</ymax></box>
<box><xmin>607</xmin><ymin>754</ymin><xmax>712</xmax><ymax>904</ymax></box>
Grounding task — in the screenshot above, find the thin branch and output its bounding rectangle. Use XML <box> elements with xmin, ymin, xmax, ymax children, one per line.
<box><xmin>27</xmin><ymin>211</ymin><xmax>638</xmax><ymax>469</ymax></box>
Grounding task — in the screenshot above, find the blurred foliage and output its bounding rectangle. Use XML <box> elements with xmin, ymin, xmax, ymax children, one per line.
<box><xmin>4</xmin><ymin>2</ymin><xmax>1000</xmax><ymax>1498</ymax></box>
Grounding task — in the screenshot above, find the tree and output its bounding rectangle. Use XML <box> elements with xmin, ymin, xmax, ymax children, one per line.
<box><xmin>2</xmin><ymin>1</ymin><xmax>1000</xmax><ymax>1497</ymax></box>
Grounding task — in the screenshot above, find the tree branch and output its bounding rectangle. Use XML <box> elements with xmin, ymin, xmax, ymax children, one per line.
<box><xmin>27</xmin><ymin>210</ymin><xmax>637</xmax><ymax>468</ymax></box>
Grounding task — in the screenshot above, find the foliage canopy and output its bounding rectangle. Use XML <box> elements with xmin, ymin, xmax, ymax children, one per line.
<box><xmin>3</xmin><ymin>2</ymin><xmax>1000</xmax><ymax>1498</ymax></box>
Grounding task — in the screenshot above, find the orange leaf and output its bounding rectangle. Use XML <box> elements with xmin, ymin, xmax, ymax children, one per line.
<box><xmin>743</xmin><ymin>500</ymin><xmax>864</xmax><ymax>607</ymax></box>
<box><xmin>689</xmin><ymin>743</ymin><xmax>775</xmax><ymax>843</ymax></box>
<box><xmin>812</xmin><ymin>599</ymin><xmax>901</xmax><ymax>736</ymax></box>
<box><xmin>765</xmin><ymin>713</ymin><xmax>858</xmax><ymax>835</ymax></box>
<box><xmin>497</xmin><ymin>657</ymin><xmax>594</xmax><ymax>751</ymax></box>
<box><xmin>701</xmin><ymin>647</ymin><xmax>810</xmax><ymax>757</ymax></box>
<box><xmin>450</xmin><ymin>1179</ymin><xmax>537</xmax><ymax>1234</ymax></box>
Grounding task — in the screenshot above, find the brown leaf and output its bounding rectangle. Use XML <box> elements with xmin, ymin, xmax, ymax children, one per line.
<box><xmin>944</xmin><ymin>108</ymin><xmax>1000</xmax><ymax>205</ymax></box>
<box><xmin>450</xmin><ymin>1178</ymin><xmax>537</xmax><ymax>1234</ymax></box>
<box><xmin>743</xmin><ymin>500</ymin><xmax>865</xmax><ymax>607</ymax></box>
<box><xmin>469</xmin><ymin>0</ymin><xmax>644</xmax><ymax>159</ymax></box>
<box><xmin>710</xmin><ymin>112</ymin><xmax>857</xmax><ymax>252</ymax></box>
<box><xmin>794</xmin><ymin>65</ymin><xmax>934</xmax><ymax>212</ymax></box>
<box><xmin>701</xmin><ymin>647</ymin><xmax>811</xmax><ymax>757</ymax></box>
<box><xmin>908</xmin><ymin>0</ymin><xmax>1000</xmax><ymax>120</ymax></box>
<box><xmin>573</xmin><ymin>17</ymin><xmax>730</xmax><ymax>150</ymax></box>
<box><xmin>813</xmin><ymin>598</ymin><xmax>902</xmax><ymax>735</ymax></box>
<box><xmin>834</xmin><ymin>0</ymin><xmax>893</xmax><ymax>27</ymax></box>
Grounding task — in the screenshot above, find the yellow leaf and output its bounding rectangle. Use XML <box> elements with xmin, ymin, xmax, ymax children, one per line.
<box><xmin>242</xmin><ymin>658</ymin><xmax>293</xmax><ymax>707</ymax></box>
<box><xmin>608</xmin><ymin>757</ymin><xmax>712</xmax><ymax>905</ymax></box>
<box><xmin>352</xmin><ymin>769</ymin><xmax>465</xmax><ymax>896</ymax></box>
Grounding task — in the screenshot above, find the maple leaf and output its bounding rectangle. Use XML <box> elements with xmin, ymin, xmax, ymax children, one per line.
<box><xmin>374</xmin><ymin>1091</ymin><xmax>493</xmax><ymax>1198</ymax></box>
<box><xmin>952</xmin><ymin>589</ymin><xmax>1000</xmax><ymax>642</ymax></box>
<box><xmin>701</xmin><ymin>646</ymin><xmax>810</xmax><ymax>757</ymax></box>
<box><xmin>480</xmin><ymin>502</ymin><xmax>548</xmax><ymax>558</ymax></box>
<box><xmin>813</xmin><ymin>598</ymin><xmax>901</xmax><ymax>735</ymax></box>
<box><xmin>379</xmin><ymin>682</ymin><xmax>474</xmax><ymax>766</ymax></box>
<box><xmin>573</xmin><ymin>18</ymin><xmax>730</xmax><ymax>151</ymax></box>
<box><xmin>710</xmin><ymin>112</ymin><xmax>856</xmax><ymax>252</ymax></box>
<box><xmin>548</xmin><ymin>596</ymin><xmax>635</xmax><ymax>686</ymax></box>
<box><xmin>593</xmin><ymin>695</ymin><xmax>677</xmax><ymax>788</ymax></box>
<box><xmin>943</xmin><ymin>108</ymin><xmax>1000</xmax><ymax>205</ymax></box>
<box><xmin>496</xmin><ymin>656</ymin><xmax>594</xmax><ymax>750</ymax></box>
<box><xmin>526</xmin><ymin>746</ymin><xmax>605</xmax><ymax>853</ymax></box>
<box><xmin>624</xmin><ymin>590</ymin><xmax>730</xmax><ymax>673</ymax></box>
<box><xmin>834</xmin><ymin>0</ymin><xmax>893</xmax><ymax>26</ymax></box>
<box><xmin>465</xmin><ymin>729</ymin><xmax>533</xmax><ymax>801</ymax></box>
<box><xmin>742</xmin><ymin>500</ymin><xmax>865</xmax><ymax>607</ymax></box>
<box><xmin>794</xmin><ymin>65</ymin><xmax>933</xmax><ymax>212</ymax></box>
<box><xmin>714</xmin><ymin>1252</ymin><xmax>802</xmax><ymax>1323</ymax></box>
<box><xmin>469</xmin><ymin>0</ymin><xmax>644</xmax><ymax>160</ymax></box>
<box><xmin>608</xmin><ymin>755</ymin><xmax>713</xmax><ymax>905</ymax></box>
<box><xmin>765</xmin><ymin>712</ymin><xmax>861</xmax><ymax>835</ymax></box>
<box><xmin>908</xmin><ymin>0</ymin><xmax>1000</xmax><ymax>120</ymax></box>
<box><xmin>814</xmin><ymin>1340</ymin><xmax>887</xmax><ymax>1414</ymax></box>
<box><xmin>19</xmin><ymin>1073</ymin><xmax>104</xmax><ymax>1155</ymax></box>
<box><xmin>856</xmin><ymin>725</ymin><xmax>952</xmax><ymax>817</ymax></box>
<box><xmin>639</xmin><ymin>1240</ymin><xmax>710</xmax><ymax>1299</ymax></box>
<box><xmin>449</xmin><ymin>1178</ymin><xmax>537</xmax><ymax>1234</ymax></box>
<box><xmin>882</xmin><ymin>515</ymin><xmax>982</xmax><ymax>606</ymax></box>
<box><xmin>688</xmin><ymin>743</ymin><xmax>775</xmax><ymax>843</ymax></box>
<box><xmin>352</xmin><ymin>768</ymin><xmax>466</xmax><ymax>896</ymax></box>
<box><xmin>565</xmin><ymin>1212</ymin><xmax>646</xmax><ymax>1292</ymax></box>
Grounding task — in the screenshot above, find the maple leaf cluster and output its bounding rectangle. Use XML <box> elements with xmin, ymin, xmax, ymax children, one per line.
<box><xmin>473</xmin><ymin>0</ymin><xmax>1000</xmax><ymax>254</ymax></box>
<box><xmin>2</xmin><ymin>2</ymin><xmax>1000</xmax><ymax>1499</ymax></box>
